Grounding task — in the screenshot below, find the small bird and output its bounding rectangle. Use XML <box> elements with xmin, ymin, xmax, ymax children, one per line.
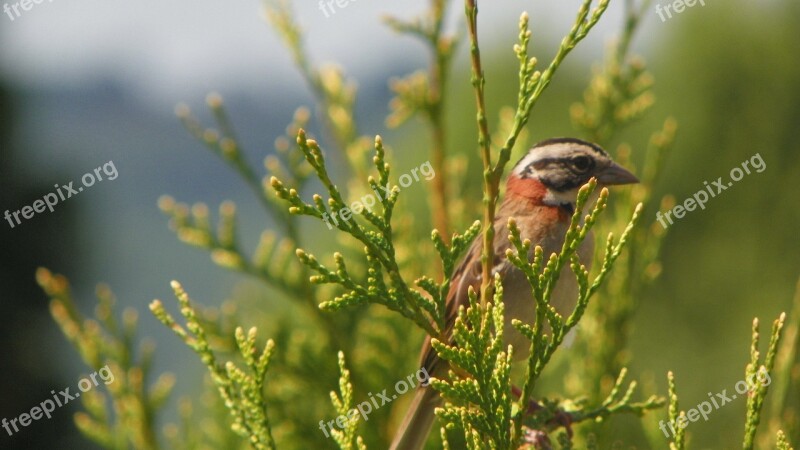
<box><xmin>389</xmin><ymin>137</ymin><xmax>638</xmax><ymax>450</ymax></box>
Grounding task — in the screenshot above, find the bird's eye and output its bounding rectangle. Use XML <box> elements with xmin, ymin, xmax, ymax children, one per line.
<box><xmin>572</xmin><ymin>156</ymin><xmax>593</xmax><ymax>172</ymax></box>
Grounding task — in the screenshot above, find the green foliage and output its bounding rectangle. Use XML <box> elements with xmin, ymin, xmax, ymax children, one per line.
<box><xmin>425</xmin><ymin>179</ymin><xmax>661</xmax><ymax>448</ymax></box>
<box><xmin>38</xmin><ymin>268</ymin><xmax>173</xmax><ymax>450</ymax></box>
<box><xmin>165</xmin><ymin>90</ymin><xmax>399</xmax><ymax>448</ymax></box>
<box><xmin>37</xmin><ymin>0</ymin><xmax>799</xmax><ymax>449</ymax></box>
<box><xmin>571</xmin><ymin>0</ymin><xmax>657</xmax><ymax>144</ymax></box>
<box><xmin>568</xmin><ymin>368</ymin><xmax>663</xmax><ymax>426</ymax></box>
<box><xmin>557</xmin><ymin>2</ymin><xmax>679</xmax><ymax>447</ymax></box>
<box><xmin>765</xmin><ymin>279</ymin><xmax>800</xmax><ymax>446</ymax></box>
<box><xmin>150</xmin><ymin>282</ymin><xmax>276</xmax><ymax>449</ymax></box>
<box><xmin>463</xmin><ymin>0</ymin><xmax>611</xmax><ymax>307</ymax></box>
<box><xmin>743</xmin><ymin>314</ymin><xmax>786</xmax><ymax>449</ymax></box>
<box><xmin>666</xmin><ymin>313</ymin><xmax>789</xmax><ymax>450</ymax></box>
<box><xmin>384</xmin><ymin>0</ymin><xmax>457</xmax><ymax>242</ymax></box>
<box><xmin>777</xmin><ymin>430</ymin><xmax>796</xmax><ymax>450</ymax></box>
<box><xmin>666</xmin><ymin>371</ymin><xmax>686</xmax><ymax>450</ymax></box>
<box><xmin>434</xmin><ymin>0</ymin><xmax>666</xmax><ymax>447</ymax></box>
<box><xmin>270</xmin><ymin>132</ymin><xmax>439</xmax><ymax>335</ymax></box>
<box><xmin>430</xmin><ymin>277</ymin><xmax>515</xmax><ymax>449</ymax></box>
<box><xmin>505</xmin><ymin>182</ymin><xmax>661</xmax><ymax>438</ymax></box>
<box><xmin>327</xmin><ymin>353</ymin><xmax>366</xmax><ymax>450</ymax></box>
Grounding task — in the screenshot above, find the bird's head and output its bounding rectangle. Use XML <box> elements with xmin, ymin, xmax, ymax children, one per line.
<box><xmin>507</xmin><ymin>137</ymin><xmax>639</xmax><ymax>210</ymax></box>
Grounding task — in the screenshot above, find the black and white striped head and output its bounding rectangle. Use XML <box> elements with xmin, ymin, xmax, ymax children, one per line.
<box><xmin>512</xmin><ymin>137</ymin><xmax>638</xmax><ymax>205</ymax></box>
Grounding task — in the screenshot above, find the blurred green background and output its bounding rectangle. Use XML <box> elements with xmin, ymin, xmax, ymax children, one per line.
<box><xmin>1</xmin><ymin>0</ymin><xmax>798</xmax><ymax>448</ymax></box>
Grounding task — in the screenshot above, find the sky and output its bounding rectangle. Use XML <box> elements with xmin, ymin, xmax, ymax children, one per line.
<box><xmin>0</xmin><ymin>0</ymin><xmax>642</xmax><ymax>108</ymax></box>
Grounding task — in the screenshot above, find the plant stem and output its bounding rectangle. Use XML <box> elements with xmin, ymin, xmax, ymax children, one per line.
<box><xmin>465</xmin><ymin>0</ymin><xmax>498</xmax><ymax>307</ymax></box>
<box><xmin>427</xmin><ymin>0</ymin><xmax>452</xmax><ymax>251</ymax></box>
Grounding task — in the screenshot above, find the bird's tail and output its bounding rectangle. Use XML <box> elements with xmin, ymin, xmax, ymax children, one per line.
<box><xmin>389</xmin><ymin>386</ymin><xmax>440</xmax><ymax>450</ymax></box>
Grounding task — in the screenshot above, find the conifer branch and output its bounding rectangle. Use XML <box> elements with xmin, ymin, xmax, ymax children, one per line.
<box><xmin>150</xmin><ymin>282</ymin><xmax>276</xmax><ymax>450</ymax></box>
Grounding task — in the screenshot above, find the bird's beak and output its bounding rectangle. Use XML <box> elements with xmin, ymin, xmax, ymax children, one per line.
<box><xmin>596</xmin><ymin>162</ymin><xmax>639</xmax><ymax>185</ymax></box>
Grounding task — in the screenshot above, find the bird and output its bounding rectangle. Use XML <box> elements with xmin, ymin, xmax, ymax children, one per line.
<box><xmin>389</xmin><ymin>137</ymin><xmax>639</xmax><ymax>450</ymax></box>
